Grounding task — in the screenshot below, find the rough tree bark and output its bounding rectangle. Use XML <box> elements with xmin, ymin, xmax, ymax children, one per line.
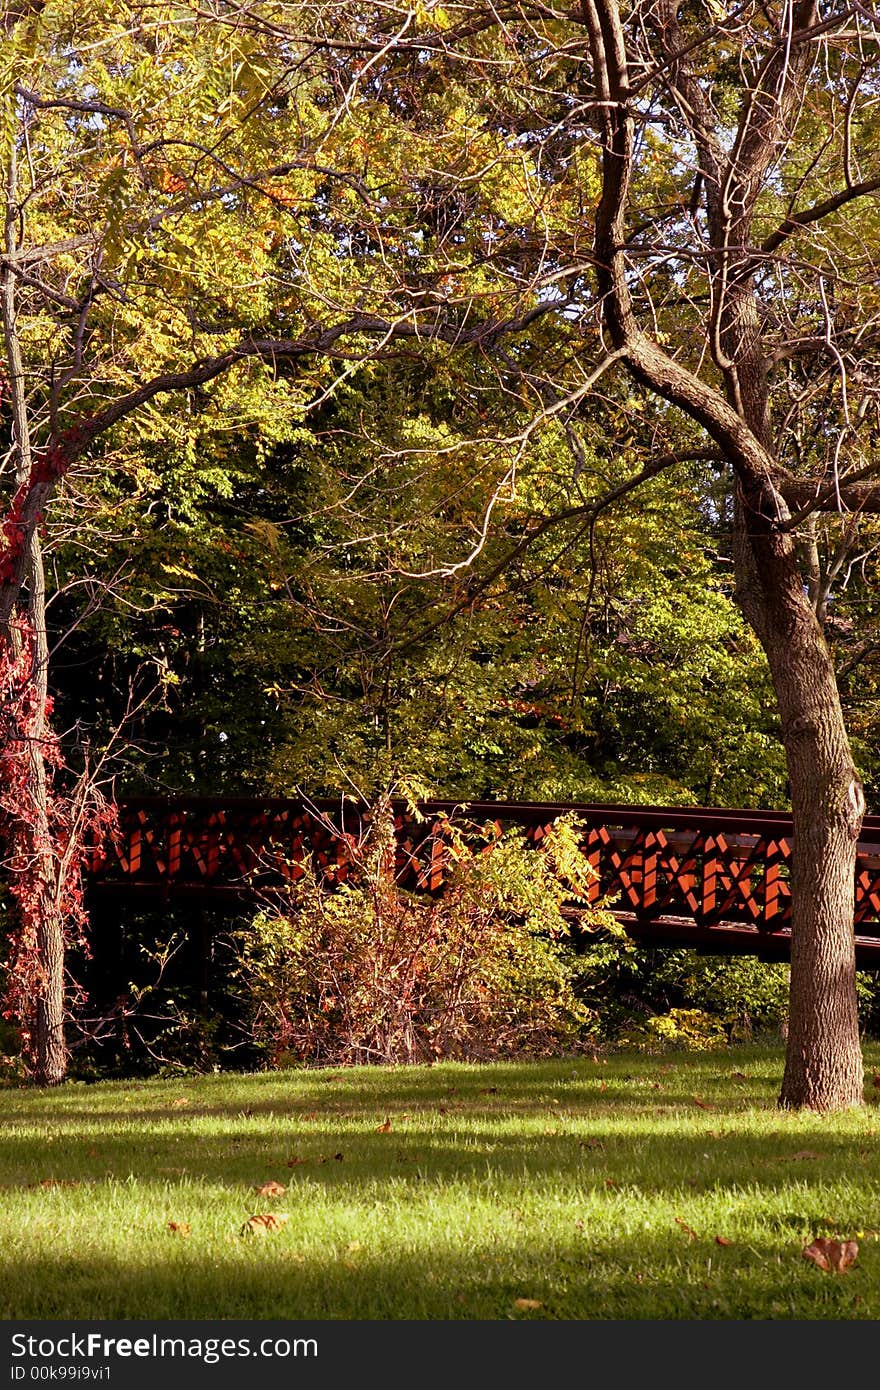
<box><xmin>583</xmin><ymin>0</ymin><xmax>864</xmax><ymax>1107</ymax></box>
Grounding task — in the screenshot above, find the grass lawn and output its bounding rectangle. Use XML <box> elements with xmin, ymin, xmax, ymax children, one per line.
<box><xmin>2</xmin><ymin>1045</ymin><xmax>880</xmax><ymax>1320</ymax></box>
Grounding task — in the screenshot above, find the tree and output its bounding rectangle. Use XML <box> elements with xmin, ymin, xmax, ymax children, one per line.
<box><xmin>0</xmin><ymin>0</ymin><xmax>570</xmax><ymax>1081</ymax></box>
<box><xmin>264</xmin><ymin>0</ymin><xmax>880</xmax><ymax>1108</ymax></box>
<box><xmin>5</xmin><ymin>0</ymin><xmax>880</xmax><ymax>1108</ymax></box>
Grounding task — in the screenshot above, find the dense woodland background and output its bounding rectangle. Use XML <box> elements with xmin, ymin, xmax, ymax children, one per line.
<box><xmin>5</xmin><ymin>0</ymin><xmax>880</xmax><ymax>1089</ymax></box>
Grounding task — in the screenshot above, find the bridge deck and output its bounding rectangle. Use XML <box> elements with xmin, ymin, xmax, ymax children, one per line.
<box><xmin>86</xmin><ymin>798</ymin><xmax>880</xmax><ymax>967</ymax></box>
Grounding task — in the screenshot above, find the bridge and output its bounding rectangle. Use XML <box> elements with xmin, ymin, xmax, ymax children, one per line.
<box><xmin>86</xmin><ymin>797</ymin><xmax>880</xmax><ymax>967</ymax></box>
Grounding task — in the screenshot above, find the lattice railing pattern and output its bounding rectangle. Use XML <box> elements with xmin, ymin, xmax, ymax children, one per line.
<box><xmin>86</xmin><ymin>798</ymin><xmax>880</xmax><ymax>965</ymax></box>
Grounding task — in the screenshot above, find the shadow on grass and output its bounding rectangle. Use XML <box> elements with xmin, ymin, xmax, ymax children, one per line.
<box><xmin>0</xmin><ymin>1223</ymin><xmax>875</xmax><ymax>1320</ymax></box>
<box><xmin>0</xmin><ymin>1115</ymin><xmax>878</xmax><ymax>1197</ymax></box>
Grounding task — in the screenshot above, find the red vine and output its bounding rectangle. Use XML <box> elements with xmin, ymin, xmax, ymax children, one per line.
<box><xmin>0</xmin><ymin>617</ymin><xmax>117</xmax><ymax>1064</ymax></box>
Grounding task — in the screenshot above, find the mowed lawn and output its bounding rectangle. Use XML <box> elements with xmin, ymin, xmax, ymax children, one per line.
<box><xmin>2</xmin><ymin>1047</ymin><xmax>880</xmax><ymax>1320</ymax></box>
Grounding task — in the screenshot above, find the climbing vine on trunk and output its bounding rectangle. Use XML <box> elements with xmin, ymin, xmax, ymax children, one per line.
<box><xmin>0</xmin><ymin>616</ymin><xmax>116</xmax><ymax>1079</ymax></box>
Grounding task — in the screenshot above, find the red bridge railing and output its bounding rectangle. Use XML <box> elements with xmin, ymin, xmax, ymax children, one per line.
<box><xmin>87</xmin><ymin>798</ymin><xmax>880</xmax><ymax>967</ymax></box>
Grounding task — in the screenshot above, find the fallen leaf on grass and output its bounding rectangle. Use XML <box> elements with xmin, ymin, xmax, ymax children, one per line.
<box><xmin>730</xmin><ymin>1072</ymin><xmax>749</xmax><ymax>1081</ymax></box>
<box><xmin>802</xmin><ymin>1238</ymin><xmax>858</xmax><ymax>1273</ymax></box>
<box><xmin>777</xmin><ymin>1150</ymin><xmax>825</xmax><ymax>1162</ymax></box>
<box><xmin>691</xmin><ymin>1097</ymin><xmax>715</xmax><ymax>1110</ymax></box>
<box><xmin>675</xmin><ymin>1217</ymin><xmax>699</xmax><ymax>1239</ymax></box>
<box><xmin>598</xmin><ymin>1081</ymin><xmax>607</xmax><ymax>1092</ymax></box>
<box><xmin>170</xmin><ymin>1098</ymin><xmax>189</xmax><ymax>1109</ymax></box>
<box><xmin>376</xmin><ymin>1119</ymin><xmax>392</xmax><ymax>1133</ymax></box>
<box><xmin>287</xmin><ymin>1157</ymin><xmax>309</xmax><ymax>1167</ymax></box>
<box><xmin>36</xmin><ymin>1179</ymin><xmax>80</xmax><ymax>1189</ymax></box>
<box><xmin>254</xmin><ymin>1180</ymin><xmax>286</xmax><ymax>1198</ymax></box>
<box><xmin>603</xmin><ymin>1178</ymin><xmax>617</xmax><ymax>1189</ymax></box>
<box><xmin>872</xmin><ymin>1074</ymin><xmax>880</xmax><ymax>1089</ymax></box>
<box><xmin>579</xmin><ymin>1138</ymin><xmax>604</xmax><ymax>1151</ymax></box>
<box><xmin>715</xmin><ymin>1235</ymin><xmax>732</xmax><ymax>1247</ymax></box>
<box><xmin>240</xmin><ymin>1213</ymin><xmax>290</xmax><ymax>1237</ymax></box>
<box><xmin>167</xmin><ymin>1221</ymin><xmax>191</xmax><ymax>1236</ymax></box>
<box><xmin>513</xmin><ymin>1299</ymin><xmax>543</xmax><ymax>1311</ymax></box>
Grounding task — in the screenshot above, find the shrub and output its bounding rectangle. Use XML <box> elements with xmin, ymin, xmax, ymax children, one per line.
<box><xmin>233</xmin><ymin>797</ymin><xmax>623</xmax><ymax>1066</ymax></box>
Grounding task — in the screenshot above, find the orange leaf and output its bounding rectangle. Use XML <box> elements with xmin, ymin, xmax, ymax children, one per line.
<box><xmin>167</xmin><ymin>1221</ymin><xmax>191</xmax><ymax>1236</ymax></box>
<box><xmin>376</xmin><ymin>1119</ymin><xmax>392</xmax><ymax>1133</ymax></box>
<box><xmin>171</xmin><ymin>1098</ymin><xmax>189</xmax><ymax>1109</ymax></box>
<box><xmin>691</xmin><ymin>1096</ymin><xmax>715</xmax><ymax>1110</ymax></box>
<box><xmin>675</xmin><ymin>1217</ymin><xmax>699</xmax><ymax>1239</ymax></box>
<box><xmin>802</xmin><ymin>1238</ymin><xmax>859</xmax><ymax>1273</ymax></box>
<box><xmin>714</xmin><ymin>1235</ymin><xmax>732</xmax><ymax>1247</ymax></box>
<box><xmin>240</xmin><ymin>1213</ymin><xmax>290</xmax><ymax>1237</ymax></box>
<box><xmin>513</xmin><ymin>1298</ymin><xmax>543</xmax><ymax>1310</ymax></box>
<box><xmin>254</xmin><ymin>1180</ymin><xmax>286</xmax><ymax>1198</ymax></box>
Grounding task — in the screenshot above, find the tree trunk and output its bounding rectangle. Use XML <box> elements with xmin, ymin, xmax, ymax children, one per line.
<box><xmin>3</xmin><ymin>140</ymin><xmax>68</xmax><ymax>1085</ymax></box>
<box><xmin>761</xmin><ymin>615</ymin><xmax>864</xmax><ymax>1109</ymax></box>
<box><xmin>33</xmin><ymin>895</ymin><xmax>67</xmax><ymax>1086</ymax></box>
<box><xmin>582</xmin><ymin>0</ymin><xmax>865</xmax><ymax>1109</ymax></box>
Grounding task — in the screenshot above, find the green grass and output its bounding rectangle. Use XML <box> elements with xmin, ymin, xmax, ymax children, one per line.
<box><xmin>3</xmin><ymin>1046</ymin><xmax>880</xmax><ymax>1320</ymax></box>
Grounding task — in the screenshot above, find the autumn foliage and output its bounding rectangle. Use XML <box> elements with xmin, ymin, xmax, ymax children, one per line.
<box><xmin>234</xmin><ymin>798</ymin><xmax>621</xmax><ymax>1067</ymax></box>
<box><xmin>0</xmin><ymin>618</ymin><xmax>116</xmax><ymax>1069</ymax></box>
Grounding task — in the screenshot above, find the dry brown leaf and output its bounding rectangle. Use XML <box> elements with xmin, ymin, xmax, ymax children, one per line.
<box><xmin>287</xmin><ymin>1156</ymin><xmax>309</xmax><ymax>1167</ymax></box>
<box><xmin>714</xmin><ymin>1235</ymin><xmax>732</xmax><ymax>1247</ymax></box>
<box><xmin>603</xmin><ymin>1178</ymin><xmax>617</xmax><ymax>1189</ymax></box>
<box><xmin>802</xmin><ymin>1237</ymin><xmax>859</xmax><ymax>1273</ymax></box>
<box><xmin>376</xmin><ymin>1119</ymin><xmax>392</xmax><ymax>1133</ymax></box>
<box><xmin>167</xmin><ymin>1221</ymin><xmax>191</xmax><ymax>1236</ymax></box>
<box><xmin>675</xmin><ymin>1216</ymin><xmax>699</xmax><ymax>1239</ymax></box>
<box><xmin>171</xmin><ymin>1098</ymin><xmax>189</xmax><ymax>1109</ymax></box>
<box><xmin>254</xmin><ymin>1180</ymin><xmax>286</xmax><ymax>1198</ymax></box>
<box><xmin>599</xmin><ymin>1081</ymin><xmax>607</xmax><ymax>1092</ymax></box>
<box><xmin>691</xmin><ymin>1096</ymin><xmax>715</xmax><ymax>1110</ymax></box>
<box><xmin>240</xmin><ymin>1212</ymin><xmax>290</xmax><ymax>1237</ymax></box>
<box><xmin>872</xmin><ymin>1074</ymin><xmax>880</xmax><ymax>1089</ymax></box>
<box><xmin>730</xmin><ymin>1072</ymin><xmax>749</xmax><ymax>1081</ymax></box>
<box><xmin>37</xmin><ymin>1179</ymin><xmax>80</xmax><ymax>1189</ymax></box>
<box><xmin>513</xmin><ymin>1298</ymin><xmax>543</xmax><ymax>1310</ymax></box>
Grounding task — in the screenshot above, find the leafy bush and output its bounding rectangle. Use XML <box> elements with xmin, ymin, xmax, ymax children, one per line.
<box><xmin>233</xmin><ymin>798</ymin><xmax>623</xmax><ymax>1066</ymax></box>
<box><xmin>621</xmin><ymin>1006</ymin><xmax>728</xmax><ymax>1052</ymax></box>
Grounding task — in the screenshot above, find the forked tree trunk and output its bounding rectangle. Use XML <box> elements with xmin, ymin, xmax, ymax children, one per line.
<box><xmin>582</xmin><ymin>0</ymin><xmax>866</xmax><ymax>1109</ymax></box>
